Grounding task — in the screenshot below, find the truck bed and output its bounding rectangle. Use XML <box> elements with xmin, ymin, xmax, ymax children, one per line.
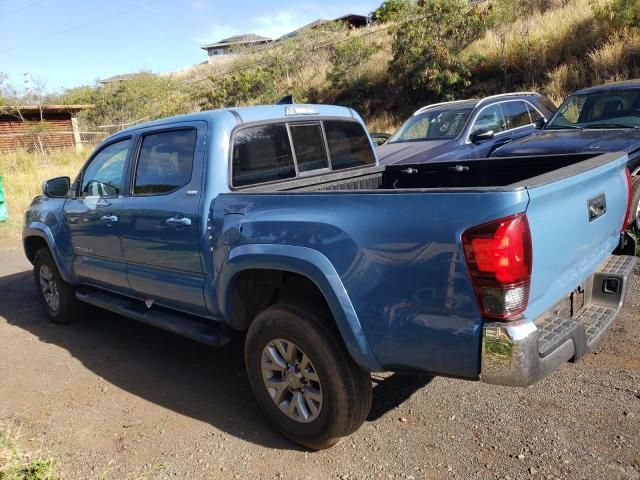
<box><xmin>216</xmin><ymin>150</ymin><xmax>629</xmax><ymax>377</ymax></box>
<box><xmin>237</xmin><ymin>152</ymin><xmax>612</xmax><ymax>193</ymax></box>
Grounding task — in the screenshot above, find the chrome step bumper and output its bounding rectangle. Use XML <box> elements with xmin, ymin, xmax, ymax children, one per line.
<box><xmin>480</xmin><ymin>255</ymin><xmax>636</xmax><ymax>387</ymax></box>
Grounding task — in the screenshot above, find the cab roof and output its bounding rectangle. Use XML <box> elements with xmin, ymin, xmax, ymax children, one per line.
<box><xmin>117</xmin><ymin>104</ymin><xmax>357</xmax><ymax>136</ymax></box>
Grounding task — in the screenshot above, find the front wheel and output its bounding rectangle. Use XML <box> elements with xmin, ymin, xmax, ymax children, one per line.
<box><xmin>33</xmin><ymin>248</ymin><xmax>84</xmax><ymax>324</ymax></box>
<box><xmin>245</xmin><ymin>303</ymin><xmax>372</xmax><ymax>450</ymax></box>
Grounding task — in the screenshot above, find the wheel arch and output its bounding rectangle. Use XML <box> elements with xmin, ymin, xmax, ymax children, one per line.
<box><xmin>23</xmin><ymin>224</ymin><xmax>74</xmax><ymax>283</ymax></box>
<box><xmin>218</xmin><ymin>244</ymin><xmax>381</xmax><ymax>372</ymax></box>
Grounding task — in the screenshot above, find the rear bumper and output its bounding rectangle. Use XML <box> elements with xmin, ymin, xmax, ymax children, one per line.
<box><xmin>480</xmin><ymin>254</ymin><xmax>636</xmax><ymax>387</ymax></box>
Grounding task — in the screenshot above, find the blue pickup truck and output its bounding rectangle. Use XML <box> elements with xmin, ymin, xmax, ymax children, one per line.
<box><xmin>24</xmin><ymin>104</ymin><xmax>636</xmax><ymax>449</ymax></box>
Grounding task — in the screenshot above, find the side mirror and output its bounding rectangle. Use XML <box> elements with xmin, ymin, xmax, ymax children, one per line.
<box><xmin>469</xmin><ymin>128</ymin><xmax>494</xmax><ymax>143</ymax></box>
<box><xmin>42</xmin><ymin>176</ymin><xmax>70</xmax><ymax>198</ymax></box>
<box><xmin>370</xmin><ymin>132</ymin><xmax>391</xmax><ymax>146</ymax></box>
<box><xmin>534</xmin><ymin>117</ymin><xmax>547</xmax><ymax>129</ymax></box>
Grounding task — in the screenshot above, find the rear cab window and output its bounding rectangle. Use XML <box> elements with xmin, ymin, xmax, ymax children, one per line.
<box><xmin>231</xmin><ymin>119</ymin><xmax>375</xmax><ymax>188</ymax></box>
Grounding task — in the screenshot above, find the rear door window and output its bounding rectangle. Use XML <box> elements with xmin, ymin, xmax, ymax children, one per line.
<box><xmin>232</xmin><ymin>124</ymin><xmax>295</xmax><ymax>187</ymax></box>
<box><xmin>503</xmin><ymin>101</ymin><xmax>532</xmax><ymax>129</ymax></box>
<box><xmin>134</xmin><ymin>129</ymin><xmax>197</xmax><ymax>195</ymax></box>
<box><xmin>289</xmin><ymin>124</ymin><xmax>329</xmax><ymax>173</ymax></box>
<box><xmin>471</xmin><ymin>104</ymin><xmax>507</xmax><ymax>135</ymax></box>
<box><xmin>324</xmin><ymin>121</ymin><xmax>375</xmax><ymax>170</ymax></box>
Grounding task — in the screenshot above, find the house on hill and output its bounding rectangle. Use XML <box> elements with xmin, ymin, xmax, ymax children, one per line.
<box><xmin>279</xmin><ymin>13</ymin><xmax>370</xmax><ymax>40</ymax></box>
<box><xmin>201</xmin><ymin>13</ymin><xmax>370</xmax><ymax>63</ymax></box>
<box><xmin>202</xmin><ymin>34</ymin><xmax>272</xmax><ymax>64</ymax></box>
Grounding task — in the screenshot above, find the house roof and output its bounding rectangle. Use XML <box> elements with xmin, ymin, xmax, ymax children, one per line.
<box><xmin>0</xmin><ymin>104</ymin><xmax>94</xmax><ymax>115</ymax></box>
<box><xmin>202</xmin><ymin>33</ymin><xmax>272</xmax><ymax>50</ymax></box>
<box><xmin>279</xmin><ymin>13</ymin><xmax>369</xmax><ymax>40</ymax></box>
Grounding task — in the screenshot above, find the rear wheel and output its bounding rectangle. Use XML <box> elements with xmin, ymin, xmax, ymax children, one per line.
<box><xmin>33</xmin><ymin>248</ymin><xmax>84</xmax><ymax>324</ymax></box>
<box><xmin>631</xmin><ymin>175</ymin><xmax>640</xmax><ymax>229</ymax></box>
<box><xmin>245</xmin><ymin>303</ymin><xmax>372</xmax><ymax>450</ymax></box>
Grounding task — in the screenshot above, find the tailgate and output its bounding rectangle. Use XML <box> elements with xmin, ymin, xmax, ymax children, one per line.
<box><xmin>523</xmin><ymin>152</ymin><xmax>629</xmax><ymax>321</ymax></box>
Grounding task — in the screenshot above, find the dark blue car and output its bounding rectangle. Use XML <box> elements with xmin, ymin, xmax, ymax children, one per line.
<box><xmin>377</xmin><ymin>92</ymin><xmax>556</xmax><ymax>165</ymax></box>
<box><xmin>491</xmin><ymin>81</ymin><xmax>640</xmax><ymax>226</ymax></box>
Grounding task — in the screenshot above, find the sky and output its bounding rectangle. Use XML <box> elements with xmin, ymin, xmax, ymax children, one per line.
<box><xmin>0</xmin><ymin>0</ymin><xmax>381</xmax><ymax>93</ymax></box>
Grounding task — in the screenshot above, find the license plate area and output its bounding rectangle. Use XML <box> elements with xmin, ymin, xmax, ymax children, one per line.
<box><xmin>551</xmin><ymin>286</ymin><xmax>585</xmax><ymax>318</ymax></box>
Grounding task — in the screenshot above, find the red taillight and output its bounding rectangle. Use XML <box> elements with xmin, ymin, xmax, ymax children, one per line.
<box><xmin>462</xmin><ymin>213</ymin><xmax>532</xmax><ymax>321</ymax></box>
<box><xmin>622</xmin><ymin>168</ymin><xmax>633</xmax><ymax>232</ymax></box>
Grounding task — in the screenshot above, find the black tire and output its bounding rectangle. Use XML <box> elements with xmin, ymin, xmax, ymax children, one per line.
<box><xmin>33</xmin><ymin>248</ymin><xmax>84</xmax><ymax>324</ymax></box>
<box><xmin>245</xmin><ymin>303</ymin><xmax>372</xmax><ymax>450</ymax></box>
<box><xmin>630</xmin><ymin>175</ymin><xmax>640</xmax><ymax>229</ymax></box>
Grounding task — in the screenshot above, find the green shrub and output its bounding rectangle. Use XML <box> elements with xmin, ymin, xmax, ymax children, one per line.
<box><xmin>326</xmin><ymin>36</ymin><xmax>382</xmax><ymax>90</ymax></box>
<box><xmin>389</xmin><ymin>0</ymin><xmax>487</xmax><ymax>101</ymax></box>
<box><xmin>591</xmin><ymin>0</ymin><xmax>640</xmax><ymax>29</ymax></box>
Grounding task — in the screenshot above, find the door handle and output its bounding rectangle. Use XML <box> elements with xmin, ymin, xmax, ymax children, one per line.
<box><xmin>165</xmin><ymin>216</ymin><xmax>192</xmax><ymax>227</ymax></box>
<box><xmin>100</xmin><ymin>214</ymin><xmax>119</xmax><ymax>225</ymax></box>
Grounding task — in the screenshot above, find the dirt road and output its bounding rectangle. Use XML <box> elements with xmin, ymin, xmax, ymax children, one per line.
<box><xmin>0</xmin><ymin>243</ymin><xmax>638</xmax><ymax>479</ymax></box>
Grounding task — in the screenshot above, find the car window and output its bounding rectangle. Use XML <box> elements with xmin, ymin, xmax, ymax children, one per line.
<box><xmin>289</xmin><ymin>124</ymin><xmax>329</xmax><ymax>172</ymax></box>
<box><xmin>81</xmin><ymin>139</ymin><xmax>131</xmax><ymax>197</ymax></box>
<box><xmin>388</xmin><ymin>108</ymin><xmax>472</xmax><ymax>143</ymax></box>
<box><xmin>503</xmin><ymin>101</ymin><xmax>532</xmax><ymax>129</ymax></box>
<box><xmin>547</xmin><ymin>90</ymin><xmax>640</xmax><ymax>128</ymax></box>
<box><xmin>232</xmin><ymin>124</ymin><xmax>295</xmax><ymax>187</ymax></box>
<box><xmin>527</xmin><ymin>103</ymin><xmax>545</xmax><ymax>123</ymax></box>
<box><xmin>324</xmin><ymin>121</ymin><xmax>376</xmax><ymax>170</ymax></box>
<box><xmin>470</xmin><ymin>104</ymin><xmax>507</xmax><ymax>135</ymax></box>
<box><xmin>134</xmin><ymin>129</ymin><xmax>197</xmax><ymax>195</ymax></box>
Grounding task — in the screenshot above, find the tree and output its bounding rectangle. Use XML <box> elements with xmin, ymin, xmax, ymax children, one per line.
<box><xmin>372</xmin><ymin>0</ymin><xmax>413</xmax><ymax>23</ymax></box>
<box><xmin>389</xmin><ymin>0</ymin><xmax>488</xmax><ymax>102</ymax></box>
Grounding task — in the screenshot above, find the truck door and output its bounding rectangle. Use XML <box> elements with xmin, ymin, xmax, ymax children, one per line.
<box><xmin>118</xmin><ymin>123</ymin><xmax>207</xmax><ymax>315</ymax></box>
<box><xmin>63</xmin><ymin>137</ymin><xmax>132</xmax><ymax>290</ymax></box>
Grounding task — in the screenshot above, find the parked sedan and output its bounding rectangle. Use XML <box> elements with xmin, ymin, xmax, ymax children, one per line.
<box><xmin>491</xmin><ymin>80</ymin><xmax>640</xmax><ymax>226</ymax></box>
<box><xmin>378</xmin><ymin>93</ymin><xmax>556</xmax><ymax>165</ymax></box>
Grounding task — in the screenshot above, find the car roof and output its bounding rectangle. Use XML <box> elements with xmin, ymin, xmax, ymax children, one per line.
<box><xmin>572</xmin><ymin>80</ymin><xmax>640</xmax><ymax>96</ymax></box>
<box><xmin>412</xmin><ymin>92</ymin><xmax>542</xmax><ymax>116</ymax></box>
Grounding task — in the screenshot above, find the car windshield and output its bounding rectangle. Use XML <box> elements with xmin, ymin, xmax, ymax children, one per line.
<box><xmin>546</xmin><ymin>89</ymin><xmax>640</xmax><ymax>129</ymax></box>
<box><xmin>388</xmin><ymin>108</ymin><xmax>472</xmax><ymax>143</ymax></box>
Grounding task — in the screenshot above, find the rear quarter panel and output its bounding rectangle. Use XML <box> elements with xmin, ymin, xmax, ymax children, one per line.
<box><xmin>213</xmin><ymin>189</ymin><xmax>529</xmax><ymax>377</ymax></box>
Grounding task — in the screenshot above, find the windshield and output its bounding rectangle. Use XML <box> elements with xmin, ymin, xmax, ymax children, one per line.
<box><xmin>388</xmin><ymin>108</ymin><xmax>472</xmax><ymax>143</ymax></box>
<box><xmin>546</xmin><ymin>89</ymin><xmax>640</xmax><ymax>129</ymax></box>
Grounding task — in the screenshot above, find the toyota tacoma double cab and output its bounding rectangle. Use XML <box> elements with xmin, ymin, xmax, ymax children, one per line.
<box><xmin>24</xmin><ymin>104</ymin><xmax>636</xmax><ymax>449</ymax></box>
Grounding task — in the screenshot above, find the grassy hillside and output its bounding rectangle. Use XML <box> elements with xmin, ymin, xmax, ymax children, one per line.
<box><xmin>52</xmin><ymin>0</ymin><xmax>640</xmax><ymax>134</ymax></box>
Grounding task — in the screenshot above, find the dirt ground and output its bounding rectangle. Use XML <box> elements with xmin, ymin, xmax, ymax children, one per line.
<box><xmin>0</xmin><ymin>241</ymin><xmax>638</xmax><ymax>480</ymax></box>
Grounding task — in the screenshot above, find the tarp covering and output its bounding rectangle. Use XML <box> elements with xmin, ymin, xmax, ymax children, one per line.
<box><xmin>0</xmin><ymin>176</ymin><xmax>8</xmax><ymax>222</ymax></box>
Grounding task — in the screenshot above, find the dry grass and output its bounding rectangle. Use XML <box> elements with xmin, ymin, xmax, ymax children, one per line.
<box><xmin>0</xmin><ymin>423</ymin><xmax>57</xmax><ymax>480</ymax></box>
<box><xmin>366</xmin><ymin>112</ymin><xmax>401</xmax><ymax>134</ymax></box>
<box><xmin>0</xmin><ymin>148</ymin><xmax>88</xmax><ymax>240</ymax></box>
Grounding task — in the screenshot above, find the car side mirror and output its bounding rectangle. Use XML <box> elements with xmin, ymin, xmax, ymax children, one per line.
<box><xmin>469</xmin><ymin>129</ymin><xmax>494</xmax><ymax>143</ymax></box>
<box><xmin>370</xmin><ymin>132</ymin><xmax>391</xmax><ymax>146</ymax></box>
<box><xmin>42</xmin><ymin>176</ymin><xmax>70</xmax><ymax>198</ymax></box>
<box><xmin>534</xmin><ymin>117</ymin><xmax>547</xmax><ymax>129</ymax></box>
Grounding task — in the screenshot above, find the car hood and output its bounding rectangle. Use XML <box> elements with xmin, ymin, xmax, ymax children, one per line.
<box><xmin>491</xmin><ymin>129</ymin><xmax>640</xmax><ymax>157</ymax></box>
<box><xmin>377</xmin><ymin>140</ymin><xmax>454</xmax><ymax>165</ymax></box>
